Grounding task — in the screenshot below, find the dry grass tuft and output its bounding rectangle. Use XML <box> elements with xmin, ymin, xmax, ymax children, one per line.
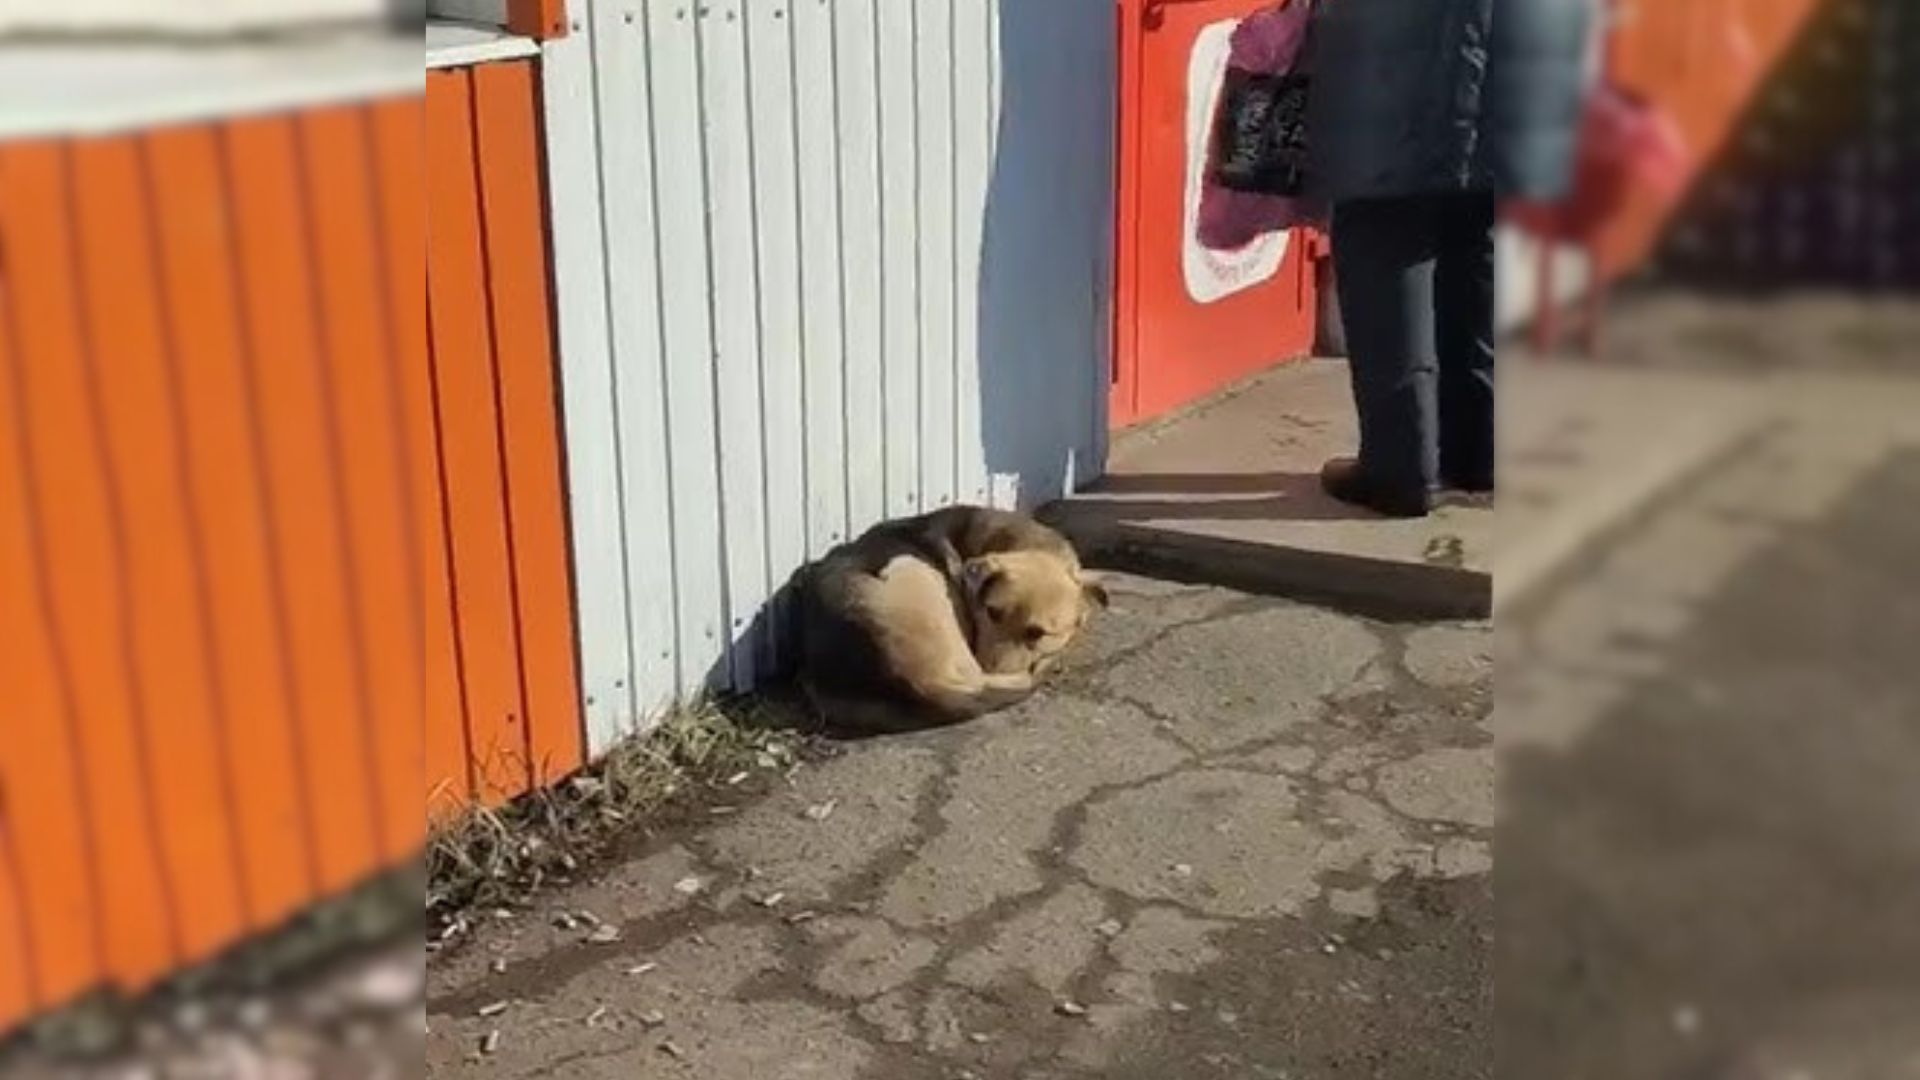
<box><xmin>426</xmin><ymin>697</ymin><xmax>815</xmax><ymax>938</ymax></box>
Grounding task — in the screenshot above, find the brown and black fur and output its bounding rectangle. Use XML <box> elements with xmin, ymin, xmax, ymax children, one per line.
<box><xmin>786</xmin><ymin>505</ymin><xmax>1099</xmax><ymax>733</ymax></box>
<box><xmin>892</xmin><ymin>504</ymin><xmax>1083</xmax><ymax>579</ymax></box>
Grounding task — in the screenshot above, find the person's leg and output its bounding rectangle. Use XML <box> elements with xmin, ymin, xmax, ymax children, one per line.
<box><xmin>1328</xmin><ymin>195</ymin><xmax>1440</xmax><ymax>515</ymax></box>
<box><xmin>1433</xmin><ymin>190</ymin><xmax>1496</xmax><ymax>491</ymax></box>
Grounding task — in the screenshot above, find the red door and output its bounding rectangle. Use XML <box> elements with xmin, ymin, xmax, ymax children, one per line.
<box><xmin>1113</xmin><ymin>0</ymin><xmax>1319</xmax><ymax>428</ymax></box>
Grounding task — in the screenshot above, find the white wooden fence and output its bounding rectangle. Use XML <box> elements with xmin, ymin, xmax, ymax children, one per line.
<box><xmin>540</xmin><ymin>0</ymin><xmax>1116</xmax><ymax>751</ymax></box>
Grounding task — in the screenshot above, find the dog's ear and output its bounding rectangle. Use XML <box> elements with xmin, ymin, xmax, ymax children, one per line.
<box><xmin>1081</xmin><ymin>577</ymin><xmax>1110</xmax><ymax>610</ymax></box>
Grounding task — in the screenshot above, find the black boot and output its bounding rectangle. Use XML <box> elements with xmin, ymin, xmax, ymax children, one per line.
<box><xmin>1320</xmin><ymin>457</ymin><xmax>1432</xmax><ymax>518</ymax></box>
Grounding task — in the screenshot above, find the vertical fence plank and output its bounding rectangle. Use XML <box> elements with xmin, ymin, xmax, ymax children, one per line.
<box><xmin>876</xmin><ymin>0</ymin><xmax>922</xmax><ymax>518</ymax></box>
<box><xmin>834</xmin><ymin>0</ymin><xmax>887</xmax><ymax>531</ymax></box>
<box><xmin>915</xmin><ymin>0</ymin><xmax>957</xmax><ymax>509</ymax></box>
<box><xmin>297</xmin><ymin>106</ymin><xmax>424</xmax><ymax>859</ymax></box>
<box><xmin>0</xmin><ymin>483</ymin><xmax>97</xmax><ymax>1015</ymax></box>
<box><xmin>471</xmin><ymin>61</ymin><xmax>586</xmax><ymax>786</ymax></box>
<box><xmin>587</xmin><ymin>0</ymin><xmax>681</xmax><ymax>730</ymax></box>
<box><xmin>0</xmin><ymin>813</ymin><xmax>31</xmax><ymax>1030</ymax></box>
<box><xmin>425</xmin><ymin>69</ymin><xmax>535</xmax><ymax>803</ymax></box>
<box><xmin>4</xmin><ymin>142</ymin><xmax>178</xmax><ymax>992</ymax></box>
<box><xmin>952</xmin><ymin>0</ymin><xmax>992</xmax><ymax>505</ymax></box>
<box><xmin>0</xmin><ymin>164</ymin><xmax>103</xmax><ymax>1011</ymax></box>
<box><xmin>791</xmin><ymin>0</ymin><xmax>851</xmax><ymax>554</ymax></box>
<box><xmin>987</xmin><ymin>0</ymin><xmax>1001</xmax><ymax>162</ymax></box>
<box><xmin>984</xmin><ymin>0</ymin><xmax>1005</xmax><ymax>504</ymax></box>
<box><xmin>544</xmin><ymin>0</ymin><xmax>647</xmax><ymax>749</ymax></box>
<box><xmin>701</xmin><ymin>0</ymin><xmax>772</xmax><ymax>689</ymax></box>
<box><xmin>71</xmin><ymin>137</ymin><xmax>247</xmax><ymax>965</ymax></box>
<box><xmin>421</xmin><ymin>305</ymin><xmax>473</xmax><ymax>820</ymax></box>
<box><xmin>369</xmin><ymin>95</ymin><xmax>469</xmax><ymax>822</ymax></box>
<box><xmin>0</xmin><ymin>439</ymin><xmax>36</xmax><ymax>1027</ymax></box>
<box><xmin>647</xmin><ymin>0</ymin><xmax>732</xmax><ymax>695</ymax></box>
<box><xmin>224</xmin><ymin>116</ymin><xmax>383</xmax><ymax>892</ymax></box>
<box><xmin>745</xmin><ymin>0</ymin><xmax>808</xmax><ymax>672</ymax></box>
<box><xmin>0</xmin><ymin>559</ymin><xmax>99</xmax><ymax>1016</ymax></box>
<box><xmin>0</xmin><ymin>283</ymin><xmax>33</xmax><ymax>1030</ymax></box>
<box><xmin>365</xmin><ymin>97</ymin><xmax>430</xmax><ymax>850</ymax></box>
<box><xmin>143</xmin><ymin>126</ymin><xmax>316</xmax><ymax>926</ymax></box>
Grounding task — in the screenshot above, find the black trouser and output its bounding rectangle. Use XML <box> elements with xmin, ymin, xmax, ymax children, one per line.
<box><xmin>1329</xmin><ymin>190</ymin><xmax>1495</xmax><ymax>495</ymax></box>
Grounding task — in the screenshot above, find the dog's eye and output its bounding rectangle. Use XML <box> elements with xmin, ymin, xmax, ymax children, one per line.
<box><xmin>985</xmin><ymin>604</ymin><xmax>1009</xmax><ymax>624</ymax></box>
<box><xmin>1023</xmin><ymin>626</ymin><xmax>1047</xmax><ymax>645</ymax></box>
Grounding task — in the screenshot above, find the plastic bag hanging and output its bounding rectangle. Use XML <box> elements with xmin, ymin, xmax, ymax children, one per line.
<box><xmin>1197</xmin><ymin>0</ymin><xmax>1324</xmax><ymax>252</ymax></box>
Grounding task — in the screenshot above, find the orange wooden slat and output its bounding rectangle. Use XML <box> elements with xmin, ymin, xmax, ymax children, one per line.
<box><xmin>68</xmin><ymin>137</ymin><xmax>250</xmax><ymax>966</ymax></box>
<box><xmin>0</xmin><ymin>811</ymin><xmax>33</xmax><ymax>1031</ymax></box>
<box><xmin>297</xmin><ymin>105</ymin><xmax>423</xmax><ymax>862</ymax></box>
<box><xmin>471</xmin><ymin>61</ymin><xmax>585</xmax><ymax>789</ymax></box>
<box><xmin>0</xmin><ymin>141</ymin><xmax>176</xmax><ymax>991</ymax></box>
<box><xmin>71</xmin><ymin>136</ymin><xmax>255</xmax><ymax>968</ymax></box>
<box><xmin>372</xmin><ymin>99</ymin><xmax>468</xmax><ymax>823</ymax></box>
<box><xmin>363</xmin><ymin>97</ymin><xmax>433</xmax><ymax>853</ymax></box>
<box><xmin>222</xmin><ymin>116</ymin><xmax>381</xmax><ymax>894</ymax></box>
<box><xmin>143</xmin><ymin>125</ymin><xmax>316</xmax><ymax>931</ymax></box>
<box><xmin>421</xmin><ymin>318</ymin><xmax>474</xmax><ymax>822</ymax></box>
<box><xmin>426</xmin><ymin>69</ymin><xmax>534</xmax><ymax>804</ymax></box>
<box><xmin>0</xmin><ymin>163</ymin><xmax>100</xmax><ymax>1015</ymax></box>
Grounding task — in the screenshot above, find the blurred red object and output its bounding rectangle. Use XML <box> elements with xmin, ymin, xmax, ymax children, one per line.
<box><xmin>1509</xmin><ymin>82</ymin><xmax>1690</xmax><ymax>357</ymax></box>
<box><xmin>1506</xmin><ymin>83</ymin><xmax>1691</xmax><ymax>242</ymax></box>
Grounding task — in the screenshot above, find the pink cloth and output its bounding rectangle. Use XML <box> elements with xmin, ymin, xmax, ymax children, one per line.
<box><xmin>1505</xmin><ymin>83</ymin><xmax>1691</xmax><ymax>242</ymax></box>
<box><xmin>1197</xmin><ymin>0</ymin><xmax>1322</xmax><ymax>251</ymax></box>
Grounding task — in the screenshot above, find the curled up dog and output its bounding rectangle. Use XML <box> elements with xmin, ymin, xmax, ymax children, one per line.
<box><xmin>788</xmin><ymin>506</ymin><xmax>1106</xmax><ymax>733</ymax></box>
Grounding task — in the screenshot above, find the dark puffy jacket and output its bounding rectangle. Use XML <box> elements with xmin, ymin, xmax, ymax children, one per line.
<box><xmin>1306</xmin><ymin>0</ymin><xmax>1591</xmax><ymax>202</ymax></box>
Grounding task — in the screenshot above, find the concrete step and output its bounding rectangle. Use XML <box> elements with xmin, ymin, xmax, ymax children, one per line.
<box><xmin>1046</xmin><ymin>359</ymin><xmax>1493</xmax><ymax>621</ymax></box>
<box><xmin>1043</xmin><ymin>356</ymin><xmax>1771</xmax><ymax>621</ymax></box>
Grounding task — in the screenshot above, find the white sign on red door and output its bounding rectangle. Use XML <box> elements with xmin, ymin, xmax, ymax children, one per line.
<box><xmin>1183</xmin><ymin>18</ymin><xmax>1291</xmax><ymax>305</ymax></box>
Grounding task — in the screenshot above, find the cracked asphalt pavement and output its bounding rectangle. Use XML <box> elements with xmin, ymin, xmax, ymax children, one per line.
<box><xmin>425</xmin><ymin>576</ymin><xmax>1493</xmax><ymax>1079</ymax></box>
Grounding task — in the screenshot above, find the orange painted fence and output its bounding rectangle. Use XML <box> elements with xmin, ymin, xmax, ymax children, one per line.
<box><xmin>424</xmin><ymin>59</ymin><xmax>585</xmax><ymax>819</ymax></box>
<box><xmin>1</xmin><ymin>59</ymin><xmax>583</xmax><ymax>1036</ymax></box>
